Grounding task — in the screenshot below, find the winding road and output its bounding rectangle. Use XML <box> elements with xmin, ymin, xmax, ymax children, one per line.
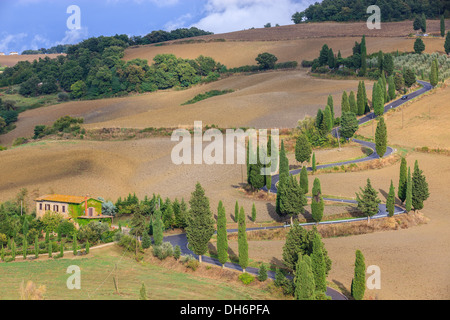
<box><xmin>164</xmin><ymin>80</ymin><xmax>433</xmax><ymax>301</ymax></box>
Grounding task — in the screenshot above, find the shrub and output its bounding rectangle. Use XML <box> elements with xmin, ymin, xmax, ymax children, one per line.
<box><xmin>239</xmin><ymin>273</ymin><xmax>255</xmax><ymax>285</ymax></box>
<box><xmin>152</xmin><ymin>242</ymin><xmax>174</xmax><ymax>260</ymax></box>
<box><xmin>174</xmin><ymin>245</ymin><xmax>181</xmax><ymax>260</ymax></box>
<box><xmin>57</xmin><ymin>92</ymin><xmax>70</xmax><ymax>101</ymax></box>
<box><xmin>118</xmin><ymin>234</ymin><xmax>136</xmax><ymax>252</ymax></box>
<box><xmin>181</xmin><ymin>254</ymin><xmax>200</xmax><ymax>271</ymax></box>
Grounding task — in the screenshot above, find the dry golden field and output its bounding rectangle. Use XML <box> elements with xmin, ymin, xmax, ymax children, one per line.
<box><xmin>357</xmin><ymin>85</ymin><xmax>450</xmax><ymax>150</ymax></box>
<box><xmin>125</xmin><ymin>37</ymin><xmax>445</xmax><ymax>69</ymax></box>
<box><xmin>180</xmin><ymin>20</ymin><xmax>449</xmax><ymax>42</ymax></box>
<box><xmin>0</xmin><ymin>54</ymin><xmax>63</xmax><ymax>68</ymax></box>
<box><xmin>0</xmin><ymin>21</ymin><xmax>449</xmax><ymax>300</ymax></box>
<box><xmin>0</xmin><ymin>69</ymin><xmax>373</xmax><ymax>146</ymax></box>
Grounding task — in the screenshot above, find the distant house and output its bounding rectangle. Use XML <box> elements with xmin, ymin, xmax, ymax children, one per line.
<box><xmin>0</xmin><ymin>52</ymin><xmax>5</xmax><ymax>56</ymax></box>
<box><xmin>35</xmin><ymin>194</ymin><xmax>113</xmax><ymax>227</ymax></box>
<box><xmin>9</xmin><ymin>52</ymin><xmax>18</xmax><ymax>55</ymax></box>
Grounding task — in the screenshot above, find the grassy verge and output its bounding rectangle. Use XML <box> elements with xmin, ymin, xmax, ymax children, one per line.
<box><xmin>181</xmin><ymin>89</ymin><xmax>234</xmax><ymax>105</ymax></box>
<box><xmin>0</xmin><ymin>245</ymin><xmax>278</xmax><ymax>300</ymax></box>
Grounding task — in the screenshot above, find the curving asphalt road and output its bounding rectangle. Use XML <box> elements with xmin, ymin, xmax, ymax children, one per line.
<box><xmin>163</xmin><ymin>81</ymin><xmax>433</xmax><ymax>301</ymax></box>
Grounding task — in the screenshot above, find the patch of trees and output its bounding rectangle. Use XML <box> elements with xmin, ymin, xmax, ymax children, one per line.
<box><xmin>22</xmin><ymin>44</ymin><xmax>71</xmax><ymax>55</ymax></box>
<box><xmin>0</xmin><ymin>35</ymin><xmax>224</xmax><ymax>101</ymax></box>
<box><xmin>128</xmin><ymin>27</ymin><xmax>213</xmax><ymax>46</ymax></box>
<box><xmin>292</xmin><ymin>0</ymin><xmax>448</xmax><ymax>23</ymax></box>
<box><xmin>306</xmin><ymin>36</ymin><xmax>367</xmax><ymax>77</ymax></box>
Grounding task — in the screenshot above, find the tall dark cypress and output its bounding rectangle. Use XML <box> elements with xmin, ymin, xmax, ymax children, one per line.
<box><xmin>186</xmin><ymin>183</ymin><xmax>215</xmax><ymax>263</ymax></box>
<box><xmin>217</xmin><ymin>201</ymin><xmax>228</xmax><ymax>268</ymax></box>
<box><xmin>398</xmin><ymin>157</ymin><xmax>408</xmax><ymax>204</ymax></box>
<box><xmin>238</xmin><ymin>207</ymin><xmax>249</xmax><ymax>273</ymax></box>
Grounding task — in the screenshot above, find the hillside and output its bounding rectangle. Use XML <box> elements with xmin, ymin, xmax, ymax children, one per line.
<box><xmin>0</xmin><ymin>54</ymin><xmax>63</xmax><ymax>68</ymax></box>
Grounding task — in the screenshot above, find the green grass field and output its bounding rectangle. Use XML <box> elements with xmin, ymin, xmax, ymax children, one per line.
<box><xmin>0</xmin><ymin>245</ymin><xmax>276</xmax><ymax>300</ymax></box>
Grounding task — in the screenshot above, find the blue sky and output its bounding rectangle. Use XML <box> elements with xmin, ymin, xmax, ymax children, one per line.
<box><xmin>0</xmin><ymin>0</ymin><xmax>315</xmax><ymax>53</ymax></box>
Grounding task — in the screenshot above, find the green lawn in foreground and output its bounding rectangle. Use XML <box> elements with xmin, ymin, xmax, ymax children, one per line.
<box><xmin>0</xmin><ymin>245</ymin><xmax>274</xmax><ymax>300</ymax></box>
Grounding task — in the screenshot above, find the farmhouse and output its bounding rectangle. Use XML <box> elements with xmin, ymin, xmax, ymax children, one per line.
<box><xmin>35</xmin><ymin>194</ymin><xmax>113</xmax><ymax>226</ymax></box>
<box><xmin>9</xmin><ymin>52</ymin><xmax>18</xmax><ymax>55</ymax></box>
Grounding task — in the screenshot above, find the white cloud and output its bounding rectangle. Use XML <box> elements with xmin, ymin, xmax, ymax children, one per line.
<box><xmin>58</xmin><ymin>27</ymin><xmax>89</xmax><ymax>45</ymax></box>
<box><xmin>191</xmin><ymin>0</ymin><xmax>314</xmax><ymax>34</ymax></box>
<box><xmin>0</xmin><ymin>33</ymin><xmax>28</xmax><ymax>53</ymax></box>
<box><xmin>164</xmin><ymin>13</ymin><xmax>193</xmax><ymax>31</ymax></box>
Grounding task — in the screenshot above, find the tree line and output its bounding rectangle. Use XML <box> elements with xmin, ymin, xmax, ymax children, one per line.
<box><xmin>292</xmin><ymin>0</ymin><xmax>448</xmax><ymax>24</ymax></box>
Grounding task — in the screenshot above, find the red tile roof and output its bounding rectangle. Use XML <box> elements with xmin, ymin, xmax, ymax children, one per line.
<box><xmin>35</xmin><ymin>194</ymin><xmax>97</xmax><ymax>204</ymax></box>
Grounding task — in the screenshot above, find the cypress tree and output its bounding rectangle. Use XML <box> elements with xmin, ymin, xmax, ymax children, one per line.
<box><xmin>356</xmin><ymin>179</ymin><xmax>381</xmax><ymax>223</ymax></box>
<box><xmin>412</xmin><ymin>160</ymin><xmax>430</xmax><ymax>212</ymax></box>
<box><xmin>85</xmin><ymin>240</ymin><xmax>90</xmax><ymax>254</ymax></box>
<box><xmin>311</xmin><ymin>232</ymin><xmax>327</xmax><ymax>294</ymax></box>
<box><xmin>299</xmin><ymin>166</ymin><xmax>309</xmax><ymax>194</ymax></box>
<box><xmin>340</xmin><ymin>111</ymin><xmax>359</xmax><ymax>140</ymax></box>
<box><xmin>430</xmin><ymin>59</ymin><xmax>439</xmax><ymax>87</ymax></box>
<box><xmin>327</xmin><ymin>47</ymin><xmax>335</xmax><ymax>69</ymax></box>
<box><xmin>295</xmin><ymin>134</ymin><xmax>312</xmax><ymax>165</ymax></box>
<box><xmin>357</xmin><ymin>81</ymin><xmax>365</xmax><ymax>116</ymax></box>
<box><xmin>319</xmin><ymin>44</ymin><xmax>330</xmax><ymax>66</ymax></box>
<box><xmin>251</xmin><ymin>203</ymin><xmax>257</xmax><ymax>222</ymax></box>
<box><xmin>349</xmin><ymin>91</ymin><xmax>357</xmax><ymax>114</ymax></box>
<box><xmin>266</xmin><ymin>174</ymin><xmax>272</xmax><ymax>192</ymax></box>
<box><xmin>153</xmin><ymin>209</ymin><xmax>164</xmax><ymax>246</ymax></box>
<box><xmin>441</xmin><ymin>15</ymin><xmax>445</xmax><ymax>37</ymax></box>
<box><xmin>34</xmin><ymin>235</ymin><xmax>39</xmax><ymax>259</ymax></box>
<box><xmin>217</xmin><ymin>201</ymin><xmax>228</xmax><ymax>268</ymax></box>
<box><xmin>311</xmin><ymin>178</ymin><xmax>324</xmax><ymax>224</ymax></box>
<box><xmin>23</xmin><ymin>238</ymin><xmax>28</xmax><ymax>259</ymax></box>
<box><xmin>312</xmin><ymin>152</ymin><xmax>317</xmax><ymax>174</ymax></box>
<box><xmin>377</xmin><ymin>51</ymin><xmax>383</xmax><ymax>72</ymax></box>
<box><xmin>372</xmin><ymin>82</ymin><xmax>383</xmax><ymax>116</ymax></box>
<box><xmin>279</xmin><ymin>140</ymin><xmax>289</xmax><ymax>178</ymax></box>
<box><xmin>294</xmin><ymin>255</ymin><xmax>316</xmax><ymax>300</ymax></box>
<box><xmin>72</xmin><ymin>234</ymin><xmax>77</xmax><ymax>255</ymax></box>
<box><xmin>258</xmin><ymin>264</ymin><xmax>268</xmax><ymax>282</ymax></box>
<box><xmin>139</xmin><ymin>283</ymin><xmax>147</xmax><ymax>300</ymax></box>
<box><xmin>327</xmin><ymin>95</ymin><xmax>334</xmax><ymax>121</ymax></box>
<box><xmin>386</xmin><ymin>180</ymin><xmax>396</xmax><ymax>217</ymax></box>
<box><xmin>388</xmin><ymin>75</ymin><xmax>396</xmax><ymax>101</ymax></box>
<box><xmin>323</xmin><ymin>105</ymin><xmax>333</xmax><ymax>134</ymax></box>
<box><xmin>398</xmin><ymin>157</ymin><xmax>408</xmax><ymax>204</ymax></box>
<box><xmin>351</xmin><ymin>250</ymin><xmax>366</xmax><ymax>300</ymax></box>
<box><xmin>315</xmin><ymin>109</ymin><xmax>324</xmax><ymax>130</ymax></box>
<box><xmin>48</xmin><ymin>240</ymin><xmax>52</xmax><ymax>258</ymax></box>
<box><xmin>142</xmin><ymin>231</ymin><xmax>151</xmax><ymax>249</ymax></box>
<box><xmin>375</xmin><ymin>117</ymin><xmax>387</xmax><ymax>158</ymax></box>
<box><xmin>405</xmin><ymin>167</ymin><xmax>413</xmax><ymax>213</ymax></box>
<box><xmin>362</xmin><ymin>80</ymin><xmax>369</xmax><ymax>113</ymax></box>
<box><xmin>234</xmin><ymin>201</ymin><xmax>239</xmax><ymax>223</ymax></box>
<box><xmin>341</xmin><ymin>91</ymin><xmax>350</xmax><ymax>113</ymax></box>
<box><xmin>186</xmin><ymin>183</ymin><xmax>215</xmax><ymax>263</ymax></box>
<box><xmin>248</xmin><ymin>148</ymin><xmax>265</xmax><ymax>191</ymax></box>
<box><xmin>360</xmin><ymin>35</ymin><xmax>367</xmax><ymax>76</ymax></box>
<box><xmin>421</xmin><ymin>13</ymin><xmax>427</xmax><ymax>33</ymax></box>
<box><xmin>445</xmin><ymin>31</ymin><xmax>450</xmax><ymax>55</ymax></box>
<box><xmin>238</xmin><ymin>207</ymin><xmax>249</xmax><ymax>272</ymax></box>
<box><xmin>279</xmin><ymin>175</ymin><xmax>307</xmax><ymax>224</ymax></box>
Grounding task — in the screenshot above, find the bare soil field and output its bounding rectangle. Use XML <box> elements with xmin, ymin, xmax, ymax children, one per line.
<box><xmin>0</xmin><ymin>54</ymin><xmax>63</xmax><ymax>68</ymax></box>
<box><xmin>180</xmin><ymin>20</ymin><xmax>449</xmax><ymax>42</ymax></box>
<box><xmin>357</xmin><ymin>84</ymin><xmax>450</xmax><ymax>150</ymax></box>
<box><xmin>125</xmin><ymin>37</ymin><xmax>445</xmax><ymax>69</ymax></box>
<box><xmin>0</xmin><ymin>70</ymin><xmax>371</xmax><ymax>146</ymax></box>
